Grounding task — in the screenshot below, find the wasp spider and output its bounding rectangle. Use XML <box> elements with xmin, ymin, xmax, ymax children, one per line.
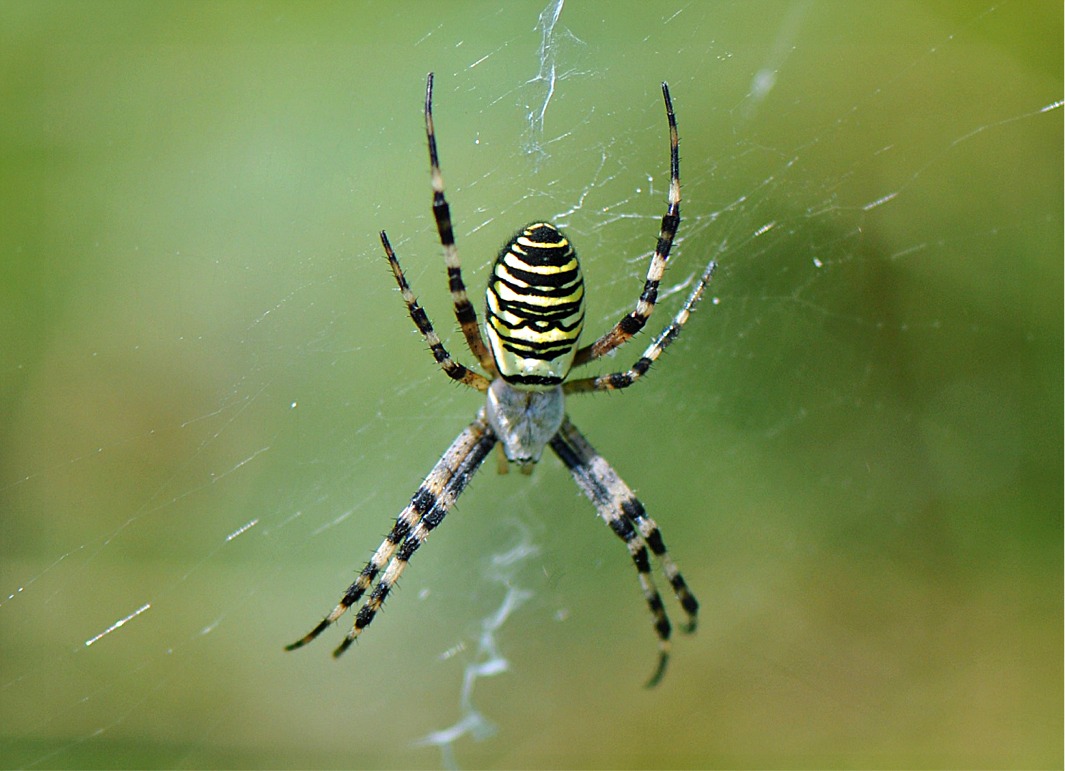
<box><xmin>287</xmin><ymin>73</ymin><xmax>716</xmax><ymax>687</ymax></box>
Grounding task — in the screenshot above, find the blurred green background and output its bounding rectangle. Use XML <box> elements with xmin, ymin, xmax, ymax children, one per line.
<box><xmin>1</xmin><ymin>2</ymin><xmax>1061</xmax><ymax>768</ymax></box>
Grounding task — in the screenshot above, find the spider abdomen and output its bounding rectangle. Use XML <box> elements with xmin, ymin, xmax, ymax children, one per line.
<box><xmin>485</xmin><ymin>222</ymin><xmax>585</xmax><ymax>390</ymax></box>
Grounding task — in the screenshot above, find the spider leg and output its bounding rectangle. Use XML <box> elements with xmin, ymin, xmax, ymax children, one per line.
<box><xmin>423</xmin><ymin>72</ymin><xmax>498</xmax><ymax>377</ymax></box>
<box><xmin>563</xmin><ymin>259</ymin><xmax>716</xmax><ymax>394</ymax></box>
<box><xmin>572</xmin><ymin>82</ymin><xmax>680</xmax><ymax>367</ymax></box>
<box><xmin>286</xmin><ymin>414</ymin><xmax>497</xmax><ymax>654</ymax></box>
<box><xmin>549</xmin><ymin>417</ymin><xmax>698</xmax><ymax>687</ymax></box>
<box><xmin>381</xmin><ymin>231</ymin><xmax>491</xmax><ymax>392</ymax></box>
<box><xmin>334</xmin><ymin>413</ymin><xmax>497</xmax><ymax>655</ymax></box>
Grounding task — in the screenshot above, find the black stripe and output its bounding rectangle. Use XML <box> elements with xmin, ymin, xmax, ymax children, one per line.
<box><xmin>498</xmin><ymin>343</ymin><xmax>574</xmax><ymax>361</ymax></box>
<box><xmin>410</xmin><ymin>486</ymin><xmax>437</xmax><ymax>514</ymax></box>
<box><xmin>621</xmin><ymin>497</ymin><xmax>646</xmax><ymax>524</ymax></box>
<box><xmin>490</xmin><ymin>273</ymin><xmax>583</xmax><ymax>299</ymax></box>
<box><xmin>651</xmin><ymin>604</ymin><xmax>671</xmax><ymax>638</ymax></box>
<box><xmin>446</xmin><ymin>267</ymin><xmax>465</xmax><ymax>293</ymax></box>
<box><xmin>454</xmin><ymin>302</ymin><xmax>478</xmax><ymax>325</ymax></box>
<box><xmin>433</xmin><ymin>198</ymin><xmax>455</xmax><ymax>246</ymax></box>
<box><xmin>630</xmin><ymin>546</ymin><xmax>652</xmax><ymax>574</ymax></box>
<box><xmin>342</xmin><ymin>570</ymin><xmax>374</xmax><ymax>606</ymax></box>
<box><xmin>619</xmin><ymin>313</ymin><xmax>645</xmax><ymax>335</ymax></box>
<box><xmin>490</xmin><ymin>301</ymin><xmax>584</xmax><ymax>323</ymax></box>
<box><xmin>488</xmin><ymin>331</ymin><xmax>578</xmax><ymax>360</ymax></box>
<box><xmin>355</xmin><ymin>588</ymin><xmax>386</xmax><ymax>629</ymax></box>
<box><xmin>639</xmin><ymin>279</ymin><xmax>660</xmax><ymax>306</ymax></box>
<box><xmin>386</xmin><ymin>521</ymin><xmax>411</xmax><ymax>545</ymax></box>
<box><xmin>609</xmin><ymin>515</ymin><xmax>636</xmax><ymax>541</ymax></box>
<box><xmin>503</xmin><ymin>372</ymin><xmax>564</xmax><ymax>387</ymax></box>
<box><xmin>497</xmin><ymin>262</ymin><xmax>580</xmax><ymax>289</ymax></box>
<box><xmin>519</xmin><ymin>223</ymin><xmax>567</xmax><ymax>242</ymax></box>
<box><xmin>643</xmin><ymin>528</ymin><xmax>666</xmax><ymax>556</ymax></box>
<box><xmin>498</xmin><ymin>316</ymin><xmax>583</xmax><ymax>333</ymax></box>
<box><xmin>488</xmin><ymin>308</ymin><xmax>583</xmax><ymax>332</ymax></box>
<box><xmin>509</xmin><ymin>247</ymin><xmax>574</xmax><ymax>267</ymax></box>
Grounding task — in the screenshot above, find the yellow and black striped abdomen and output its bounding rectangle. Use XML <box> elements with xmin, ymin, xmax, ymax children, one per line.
<box><xmin>485</xmin><ymin>223</ymin><xmax>585</xmax><ymax>390</ymax></box>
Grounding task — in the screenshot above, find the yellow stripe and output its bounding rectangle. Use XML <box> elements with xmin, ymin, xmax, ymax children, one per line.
<box><xmin>501</xmin><ymin>253</ymin><xmax>579</xmax><ymax>275</ymax></box>
<box><xmin>491</xmin><ymin>282</ymin><xmax>584</xmax><ymax>307</ymax></box>
<box><xmin>516</xmin><ymin>235</ymin><xmax>570</xmax><ymax>250</ymax></box>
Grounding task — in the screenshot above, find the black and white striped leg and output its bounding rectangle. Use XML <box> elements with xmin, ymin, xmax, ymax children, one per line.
<box><xmin>563</xmin><ymin>259</ymin><xmax>716</xmax><ymax>394</ymax></box>
<box><xmin>573</xmin><ymin>81</ymin><xmax>681</xmax><ymax>367</ymax></box>
<box><xmin>423</xmin><ymin>72</ymin><xmax>498</xmax><ymax>376</ymax></box>
<box><xmin>381</xmin><ymin>231</ymin><xmax>491</xmax><ymax>392</ymax></box>
<box><xmin>549</xmin><ymin>417</ymin><xmax>698</xmax><ymax>687</ymax></box>
<box><xmin>286</xmin><ymin>414</ymin><xmax>498</xmax><ymax>655</ymax></box>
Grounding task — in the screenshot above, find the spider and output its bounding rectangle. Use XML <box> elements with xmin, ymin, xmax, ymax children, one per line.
<box><xmin>286</xmin><ymin>73</ymin><xmax>716</xmax><ymax>687</ymax></box>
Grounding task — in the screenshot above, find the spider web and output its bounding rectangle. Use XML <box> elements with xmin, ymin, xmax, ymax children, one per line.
<box><xmin>1</xmin><ymin>2</ymin><xmax>1061</xmax><ymax>769</ymax></box>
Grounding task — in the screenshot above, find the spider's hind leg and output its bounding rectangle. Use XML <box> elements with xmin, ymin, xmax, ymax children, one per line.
<box><xmin>549</xmin><ymin>417</ymin><xmax>698</xmax><ymax>687</ymax></box>
<box><xmin>286</xmin><ymin>415</ymin><xmax>498</xmax><ymax>655</ymax></box>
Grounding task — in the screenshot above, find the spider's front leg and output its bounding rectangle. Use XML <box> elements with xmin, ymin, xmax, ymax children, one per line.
<box><xmin>572</xmin><ymin>81</ymin><xmax>681</xmax><ymax>367</ymax></box>
<box><xmin>563</xmin><ymin>259</ymin><xmax>716</xmax><ymax>394</ymax></box>
<box><xmin>422</xmin><ymin>71</ymin><xmax>498</xmax><ymax>376</ymax></box>
<box><xmin>380</xmin><ymin>231</ymin><xmax>490</xmax><ymax>392</ymax></box>
<box><xmin>549</xmin><ymin>417</ymin><xmax>698</xmax><ymax>687</ymax></box>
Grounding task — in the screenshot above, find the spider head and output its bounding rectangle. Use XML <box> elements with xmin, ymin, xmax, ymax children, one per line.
<box><xmin>484</xmin><ymin>379</ymin><xmax>565</xmax><ymax>468</ymax></box>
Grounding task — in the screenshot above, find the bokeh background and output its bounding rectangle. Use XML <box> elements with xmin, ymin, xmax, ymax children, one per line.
<box><xmin>2</xmin><ymin>2</ymin><xmax>1061</xmax><ymax>768</ymax></box>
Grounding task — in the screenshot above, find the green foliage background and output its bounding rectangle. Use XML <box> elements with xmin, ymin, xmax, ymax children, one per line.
<box><xmin>2</xmin><ymin>2</ymin><xmax>1061</xmax><ymax>768</ymax></box>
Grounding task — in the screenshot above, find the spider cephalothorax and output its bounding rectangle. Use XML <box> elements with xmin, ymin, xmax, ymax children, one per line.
<box><xmin>287</xmin><ymin>73</ymin><xmax>715</xmax><ymax>687</ymax></box>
